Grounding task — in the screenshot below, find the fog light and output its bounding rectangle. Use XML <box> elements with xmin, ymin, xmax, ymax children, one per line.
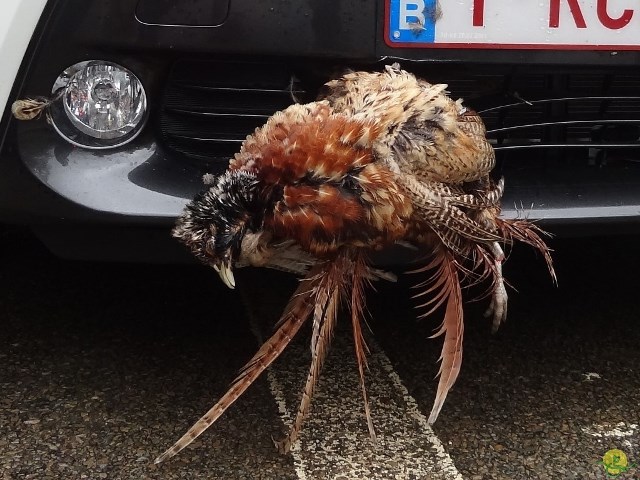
<box><xmin>49</xmin><ymin>61</ymin><xmax>147</xmax><ymax>149</ymax></box>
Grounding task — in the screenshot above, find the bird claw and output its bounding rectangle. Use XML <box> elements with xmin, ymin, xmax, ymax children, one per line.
<box><xmin>484</xmin><ymin>279</ymin><xmax>507</xmax><ymax>333</ymax></box>
<box><xmin>272</xmin><ymin>435</ymin><xmax>293</xmax><ymax>455</ymax></box>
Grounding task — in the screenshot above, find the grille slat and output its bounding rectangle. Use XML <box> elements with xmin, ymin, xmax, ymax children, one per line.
<box><xmin>169</xmin><ymin>135</ymin><xmax>244</xmax><ymax>144</ymax></box>
<box><xmin>494</xmin><ymin>142</ymin><xmax>640</xmax><ymax>151</ymax></box>
<box><xmin>474</xmin><ymin>93</ymin><xmax>640</xmax><ymax>157</ymax></box>
<box><xmin>478</xmin><ymin>96</ymin><xmax>640</xmax><ymax>113</ymax></box>
<box><xmin>165</xmin><ymin>109</ymin><xmax>271</xmax><ymax>120</ymax></box>
<box><xmin>488</xmin><ymin>119</ymin><xmax>640</xmax><ymax>135</ymax></box>
<box><xmin>174</xmin><ymin>84</ymin><xmax>305</xmax><ymax>95</ymax></box>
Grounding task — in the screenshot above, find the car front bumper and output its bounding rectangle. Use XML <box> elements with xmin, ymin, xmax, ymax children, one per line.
<box><xmin>2</xmin><ymin>0</ymin><xmax>640</xmax><ymax>261</ymax></box>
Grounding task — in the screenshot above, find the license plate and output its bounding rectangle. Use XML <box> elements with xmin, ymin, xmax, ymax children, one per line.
<box><xmin>386</xmin><ymin>0</ymin><xmax>640</xmax><ymax>50</ymax></box>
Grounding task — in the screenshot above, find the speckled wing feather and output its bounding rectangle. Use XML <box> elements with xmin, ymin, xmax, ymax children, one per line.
<box><xmin>323</xmin><ymin>64</ymin><xmax>496</xmax><ymax>185</ymax></box>
<box><xmin>398</xmin><ymin>174</ymin><xmax>503</xmax><ymax>257</ymax></box>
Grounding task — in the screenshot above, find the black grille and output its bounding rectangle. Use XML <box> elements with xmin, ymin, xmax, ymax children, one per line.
<box><xmin>160</xmin><ymin>62</ymin><xmax>640</xmax><ymax>173</ymax></box>
<box><xmin>441</xmin><ymin>70</ymin><xmax>640</xmax><ymax>160</ymax></box>
<box><xmin>434</xmin><ymin>69</ymin><xmax>640</xmax><ymax>215</ymax></box>
<box><xmin>159</xmin><ymin>60</ymin><xmax>305</xmax><ymax>174</ymax></box>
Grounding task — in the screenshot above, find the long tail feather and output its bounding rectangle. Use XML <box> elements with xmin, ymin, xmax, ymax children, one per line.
<box><xmin>349</xmin><ymin>251</ymin><xmax>376</xmax><ymax>442</ymax></box>
<box><xmin>154</xmin><ymin>270</ymin><xmax>322</xmax><ymax>464</ymax></box>
<box><xmin>274</xmin><ymin>254</ymin><xmax>345</xmax><ymax>453</ymax></box>
<box><xmin>410</xmin><ymin>246</ymin><xmax>464</xmax><ymax>425</ymax></box>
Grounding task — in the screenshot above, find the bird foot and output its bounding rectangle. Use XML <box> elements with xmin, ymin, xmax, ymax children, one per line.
<box><xmin>484</xmin><ymin>279</ymin><xmax>508</xmax><ymax>333</ymax></box>
<box><xmin>483</xmin><ymin>242</ymin><xmax>507</xmax><ymax>333</ymax></box>
<box><xmin>272</xmin><ymin>435</ymin><xmax>294</xmax><ymax>455</ymax></box>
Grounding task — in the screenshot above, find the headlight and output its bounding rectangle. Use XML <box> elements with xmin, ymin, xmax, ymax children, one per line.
<box><xmin>49</xmin><ymin>61</ymin><xmax>148</xmax><ymax>149</ymax></box>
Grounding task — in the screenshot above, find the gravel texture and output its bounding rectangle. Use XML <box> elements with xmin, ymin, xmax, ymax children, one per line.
<box><xmin>1</xmin><ymin>229</ymin><xmax>639</xmax><ymax>479</ymax></box>
<box><xmin>0</xmin><ymin>230</ymin><xmax>296</xmax><ymax>480</ymax></box>
<box><xmin>372</xmin><ymin>237</ymin><xmax>640</xmax><ymax>479</ymax></box>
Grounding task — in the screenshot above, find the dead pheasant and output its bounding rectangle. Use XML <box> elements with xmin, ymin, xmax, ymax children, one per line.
<box><xmin>155</xmin><ymin>64</ymin><xmax>555</xmax><ymax>463</ymax></box>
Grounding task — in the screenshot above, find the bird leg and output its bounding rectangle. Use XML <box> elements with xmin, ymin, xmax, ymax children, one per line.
<box><xmin>483</xmin><ymin>241</ymin><xmax>508</xmax><ymax>333</ymax></box>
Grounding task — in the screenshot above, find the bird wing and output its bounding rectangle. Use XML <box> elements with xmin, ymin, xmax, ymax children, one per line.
<box><xmin>398</xmin><ymin>174</ymin><xmax>503</xmax><ymax>257</ymax></box>
<box><xmin>235</xmin><ymin>233</ymin><xmax>318</xmax><ymax>275</ymax></box>
<box><xmin>230</xmin><ymin>101</ymin><xmax>413</xmax><ymax>256</ymax></box>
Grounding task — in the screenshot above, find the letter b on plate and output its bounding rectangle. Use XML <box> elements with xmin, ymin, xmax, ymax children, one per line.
<box><xmin>389</xmin><ymin>0</ymin><xmax>436</xmax><ymax>43</ymax></box>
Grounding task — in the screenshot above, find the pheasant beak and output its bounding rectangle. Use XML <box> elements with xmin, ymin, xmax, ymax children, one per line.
<box><xmin>214</xmin><ymin>260</ymin><xmax>236</xmax><ymax>289</ymax></box>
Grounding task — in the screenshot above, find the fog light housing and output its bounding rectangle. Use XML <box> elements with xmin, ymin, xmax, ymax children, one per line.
<box><xmin>49</xmin><ymin>61</ymin><xmax>147</xmax><ymax>149</ymax></box>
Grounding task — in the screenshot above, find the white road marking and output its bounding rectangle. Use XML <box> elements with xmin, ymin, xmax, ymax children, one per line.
<box><xmin>582</xmin><ymin>372</ymin><xmax>601</xmax><ymax>382</ymax></box>
<box><xmin>245</xmin><ymin>299</ymin><xmax>463</xmax><ymax>480</ymax></box>
<box><xmin>582</xmin><ymin>422</ymin><xmax>638</xmax><ymax>438</ymax></box>
<box><xmin>265</xmin><ymin>369</ymin><xmax>310</xmax><ymax>480</ymax></box>
<box><xmin>374</xmin><ymin>345</ymin><xmax>464</xmax><ymax>480</ymax></box>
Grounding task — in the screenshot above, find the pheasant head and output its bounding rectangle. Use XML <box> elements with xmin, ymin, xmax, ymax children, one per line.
<box><xmin>172</xmin><ymin>170</ymin><xmax>262</xmax><ymax>288</ymax></box>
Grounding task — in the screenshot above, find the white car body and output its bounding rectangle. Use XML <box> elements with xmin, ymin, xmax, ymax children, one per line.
<box><xmin>0</xmin><ymin>0</ymin><xmax>47</xmax><ymax>116</ymax></box>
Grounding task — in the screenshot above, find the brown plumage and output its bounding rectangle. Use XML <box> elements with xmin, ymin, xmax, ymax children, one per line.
<box><xmin>156</xmin><ymin>64</ymin><xmax>555</xmax><ymax>463</ymax></box>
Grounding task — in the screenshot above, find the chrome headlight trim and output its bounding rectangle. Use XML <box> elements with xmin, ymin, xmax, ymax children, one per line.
<box><xmin>48</xmin><ymin>61</ymin><xmax>148</xmax><ymax>150</ymax></box>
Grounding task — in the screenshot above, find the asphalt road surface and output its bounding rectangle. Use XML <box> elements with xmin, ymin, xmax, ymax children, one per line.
<box><xmin>1</xmin><ymin>228</ymin><xmax>639</xmax><ymax>479</ymax></box>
